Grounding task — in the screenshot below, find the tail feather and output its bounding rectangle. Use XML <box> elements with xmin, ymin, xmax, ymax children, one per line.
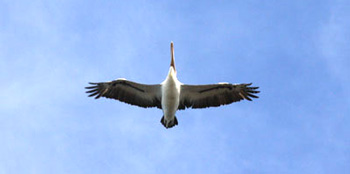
<box><xmin>160</xmin><ymin>116</ymin><xmax>178</xmax><ymax>129</ymax></box>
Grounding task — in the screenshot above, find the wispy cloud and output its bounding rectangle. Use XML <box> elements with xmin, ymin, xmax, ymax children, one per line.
<box><xmin>317</xmin><ymin>1</ymin><xmax>350</xmax><ymax>103</ymax></box>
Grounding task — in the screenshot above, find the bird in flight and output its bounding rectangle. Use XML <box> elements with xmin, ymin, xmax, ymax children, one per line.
<box><xmin>86</xmin><ymin>42</ymin><xmax>260</xmax><ymax>129</ymax></box>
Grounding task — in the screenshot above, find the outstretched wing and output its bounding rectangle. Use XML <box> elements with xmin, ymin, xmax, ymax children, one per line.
<box><xmin>85</xmin><ymin>79</ymin><xmax>162</xmax><ymax>109</ymax></box>
<box><xmin>178</xmin><ymin>83</ymin><xmax>259</xmax><ymax>110</ymax></box>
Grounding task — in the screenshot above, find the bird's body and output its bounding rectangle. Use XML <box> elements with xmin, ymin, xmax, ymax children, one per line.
<box><xmin>86</xmin><ymin>42</ymin><xmax>260</xmax><ymax>128</ymax></box>
<box><xmin>161</xmin><ymin>66</ymin><xmax>181</xmax><ymax>127</ymax></box>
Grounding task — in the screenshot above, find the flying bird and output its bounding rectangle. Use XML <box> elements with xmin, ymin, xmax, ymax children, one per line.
<box><xmin>86</xmin><ymin>42</ymin><xmax>260</xmax><ymax>128</ymax></box>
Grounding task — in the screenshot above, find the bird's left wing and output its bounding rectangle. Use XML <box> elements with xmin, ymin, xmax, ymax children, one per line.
<box><xmin>178</xmin><ymin>83</ymin><xmax>259</xmax><ymax>110</ymax></box>
<box><xmin>85</xmin><ymin>79</ymin><xmax>162</xmax><ymax>109</ymax></box>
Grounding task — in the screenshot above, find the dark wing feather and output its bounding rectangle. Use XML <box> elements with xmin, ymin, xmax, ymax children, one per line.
<box><xmin>179</xmin><ymin>83</ymin><xmax>259</xmax><ymax>110</ymax></box>
<box><xmin>85</xmin><ymin>79</ymin><xmax>162</xmax><ymax>109</ymax></box>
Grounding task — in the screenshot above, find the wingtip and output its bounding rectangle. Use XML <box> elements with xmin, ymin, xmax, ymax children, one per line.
<box><xmin>247</xmin><ymin>93</ymin><xmax>259</xmax><ymax>98</ymax></box>
<box><xmin>88</xmin><ymin>91</ymin><xmax>98</xmax><ymax>97</ymax></box>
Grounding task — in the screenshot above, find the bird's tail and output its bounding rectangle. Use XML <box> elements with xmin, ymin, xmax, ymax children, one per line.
<box><xmin>160</xmin><ymin>116</ymin><xmax>178</xmax><ymax>129</ymax></box>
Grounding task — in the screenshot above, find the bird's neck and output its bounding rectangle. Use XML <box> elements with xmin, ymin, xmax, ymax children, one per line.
<box><xmin>165</xmin><ymin>67</ymin><xmax>178</xmax><ymax>83</ymax></box>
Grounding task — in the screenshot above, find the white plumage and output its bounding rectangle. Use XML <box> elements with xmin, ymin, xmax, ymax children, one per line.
<box><xmin>86</xmin><ymin>42</ymin><xmax>260</xmax><ymax>128</ymax></box>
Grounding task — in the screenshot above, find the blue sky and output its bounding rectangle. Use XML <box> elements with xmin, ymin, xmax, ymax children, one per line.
<box><xmin>1</xmin><ymin>0</ymin><xmax>349</xmax><ymax>173</ymax></box>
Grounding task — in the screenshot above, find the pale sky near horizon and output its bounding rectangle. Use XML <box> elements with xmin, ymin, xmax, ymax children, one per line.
<box><xmin>1</xmin><ymin>0</ymin><xmax>349</xmax><ymax>173</ymax></box>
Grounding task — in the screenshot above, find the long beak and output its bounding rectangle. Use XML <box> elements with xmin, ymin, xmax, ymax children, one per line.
<box><xmin>170</xmin><ymin>42</ymin><xmax>176</xmax><ymax>71</ymax></box>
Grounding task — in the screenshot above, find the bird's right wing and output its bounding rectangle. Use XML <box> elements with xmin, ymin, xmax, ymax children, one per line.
<box><xmin>85</xmin><ymin>79</ymin><xmax>162</xmax><ymax>109</ymax></box>
<box><xmin>178</xmin><ymin>83</ymin><xmax>259</xmax><ymax>110</ymax></box>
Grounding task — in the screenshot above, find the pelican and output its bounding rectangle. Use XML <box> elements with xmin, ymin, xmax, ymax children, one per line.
<box><xmin>86</xmin><ymin>42</ymin><xmax>260</xmax><ymax>128</ymax></box>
